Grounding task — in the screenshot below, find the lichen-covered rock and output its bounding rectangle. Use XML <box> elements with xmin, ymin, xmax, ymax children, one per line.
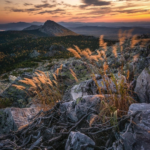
<box><xmin>134</xmin><ymin>66</ymin><xmax>150</xmax><ymax>103</ymax></box>
<box><xmin>1</xmin><ymin>81</ymin><xmax>29</xmax><ymax>108</ymax></box>
<box><xmin>0</xmin><ymin>107</ymin><xmax>39</xmax><ymax>135</ymax></box>
<box><xmin>9</xmin><ymin>75</ymin><xmax>17</xmax><ymax>83</ymax></box>
<box><xmin>113</xmin><ymin>103</ymin><xmax>150</xmax><ymax>150</ymax></box>
<box><xmin>65</xmin><ymin>131</ymin><xmax>95</xmax><ymax>150</ymax></box>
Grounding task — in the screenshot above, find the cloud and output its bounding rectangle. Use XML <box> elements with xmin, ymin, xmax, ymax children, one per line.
<box><xmin>70</xmin><ymin>16</ymin><xmax>103</xmax><ymax>20</ymax></box>
<box><xmin>38</xmin><ymin>9</ymin><xmax>66</xmax><ymax>15</ymax></box>
<box><xmin>10</xmin><ymin>8</ymin><xmax>40</xmax><ymax>13</ymax></box>
<box><xmin>116</xmin><ymin>9</ymin><xmax>149</xmax><ymax>14</ymax></box>
<box><xmin>80</xmin><ymin>0</ymin><xmax>111</xmax><ymax>8</ymax></box>
<box><xmin>5</xmin><ymin>0</ymin><xmax>12</xmax><ymax>3</ymax></box>
<box><xmin>33</xmin><ymin>0</ymin><xmax>56</xmax><ymax>9</ymax></box>
<box><xmin>41</xmin><ymin>0</ymin><xmax>48</xmax><ymax>3</ymax></box>
<box><xmin>34</xmin><ymin>3</ymin><xmax>56</xmax><ymax>8</ymax></box>
<box><xmin>3</xmin><ymin>0</ymin><xmax>150</xmax><ymax>22</ymax></box>
<box><xmin>24</xmin><ymin>3</ymin><xmax>33</xmax><ymax>6</ymax></box>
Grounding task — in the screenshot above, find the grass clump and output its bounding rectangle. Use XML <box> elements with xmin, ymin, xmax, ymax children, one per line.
<box><xmin>13</xmin><ymin>70</ymin><xmax>62</xmax><ymax>111</ymax></box>
<box><xmin>67</xmin><ymin>30</ymin><xmax>145</xmax><ymax>124</ymax></box>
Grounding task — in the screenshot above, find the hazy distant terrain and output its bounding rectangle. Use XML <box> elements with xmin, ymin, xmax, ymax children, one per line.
<box><xmin>59</xmin><ymin>22</ymin><xmax>150</xmax><ymax>28</ymax></box>
<box><xmin>0</xmin><ymin>21</ymin><xmax>150</xmax><ymax>40</ymax></box>
<box><xmin>68</xmin><ymin>26</ymin><xmax>150</xmax><ymax>40</ymax></box>
<box><xmin>0</xmin><ymin>22</ymin><xmax>44</xmax><ymax>31</ymax></box>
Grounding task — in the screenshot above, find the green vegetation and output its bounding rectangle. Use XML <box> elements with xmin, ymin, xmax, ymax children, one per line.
<box><xmin>0</xmin><ymin>98</ymin><xmax>13</xmax><ymax>109</ymax></box>
<box><xmin>0</xmin><ymin>34</ymin><xmax>117</xmax><ymax>74</ymax></box>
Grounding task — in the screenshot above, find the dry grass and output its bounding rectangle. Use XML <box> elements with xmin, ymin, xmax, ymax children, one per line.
<box><xmin>69</xmin><ymin>69</ymin><xmax>78</xmax><ymax>82</ymax></box>
<box><xmin>67</xmin><ymin>30</ymin><xmax>145</xmax><ymax>124</ymax></box>
<box><xmin>13</xmin><ymin>70</ymin><xmax>62</xmax><ymax>111</ymax></box>
<box><xmin>11</xmin><ymin>30</ymin><xmax>150</xmax><ymax>122</ymax></box>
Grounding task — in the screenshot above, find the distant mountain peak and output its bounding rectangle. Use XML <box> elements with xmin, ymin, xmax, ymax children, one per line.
<box><xmin>39</xmin><ymin>20</ymin><xmax>77</xmax><ymax>36</ymax></box>
<box><xmin>45</xmin><ymin>20</ymin><xmax>55</xmax><ymax>24</ymax></box>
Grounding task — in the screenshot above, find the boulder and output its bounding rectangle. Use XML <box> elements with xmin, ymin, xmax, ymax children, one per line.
<box><xmin>45</xmin><ymin>45</ymin><xmax>67</xmax><ymax>57</ymax></box>
<box><xmin>70</xmin><ymin>74</ymin><xmax>126</xmax><ymax>101</ymax></box>
<box><xmin>0</xmin><ymin>107</ymin><xmax>39</xmax><ymax>135</ymax></box>
<box><xmin>65</xmin><ymin>131</ymin><xmax>95</xmax><ymax>150</ymax></box>
<box><xmin>145</xmin><ymin>55</ymin><xmax>150</xmax><ymax>68</ymax></box>
<box><xmin>60</xmin><ymin>95</ymin><xmax>100</xmax><ymax>123</ymax></box>
<box><xmin>113</xmin><ymin>103</ymin><xmax>150</xmax><ymax>150</ymax></box>
<box><xmin>29</xmin><ymin>50</ymin><xmax>40</xmax><ymax>58</ymax></box>
<box><xmin>134</xmin><ymin>66</ymin><xmax>150</xmax><ymax>103</ymax></box>
<box><xmin>1</xmin><ymin>78</ymin><xmax>29</xmax><ymax>108</ymax></box>
<box><xmin>128</xmin><ymin>103</ymin><xmax>150</xmax><ymax>114</ymax></box>
<box><xmin>9</xmin><ymin>75</ymin><xmax>17</xmax><ymax>83</ymax></box>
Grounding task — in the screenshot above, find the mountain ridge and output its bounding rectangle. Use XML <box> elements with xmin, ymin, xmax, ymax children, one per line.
<box><xmin>38</xmin><ymin>20</ymin><xmax>77</xmax><ymax>36</ymax></box>
<box><xmin>23</xmin><ymin>25</ymin><xmax>42</xmax><ymax>31</ymax></box>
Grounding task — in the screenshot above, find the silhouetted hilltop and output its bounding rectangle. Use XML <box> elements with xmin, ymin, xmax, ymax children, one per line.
<box><xmin>39</xmin><ymin>20</ymin><xmax>77</xmax><ymax>36</ymax></box>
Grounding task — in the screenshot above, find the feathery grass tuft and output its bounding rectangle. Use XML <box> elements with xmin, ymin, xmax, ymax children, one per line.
<box><xmin>13</xmin><ymin>71</ymin><xmax>62</xmax><ymax>111</ymax></box>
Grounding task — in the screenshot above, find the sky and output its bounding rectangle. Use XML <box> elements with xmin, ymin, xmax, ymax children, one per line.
<box><xmin>0</xmin><ymin>0</ymin><xmax>150</xmax><ymax>23</ymax></box>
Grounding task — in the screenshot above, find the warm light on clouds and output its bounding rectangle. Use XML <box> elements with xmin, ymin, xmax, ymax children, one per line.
<box><xmin>0</xmin><ymin>0</ymin><xmax>150</xmax><ymax>23</ymax></box>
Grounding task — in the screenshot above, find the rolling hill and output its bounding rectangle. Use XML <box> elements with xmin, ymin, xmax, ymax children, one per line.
<box><xmin>69</xmin><ymin>26</ymin><xmax>150</xmax><ymax>39</ymax></box>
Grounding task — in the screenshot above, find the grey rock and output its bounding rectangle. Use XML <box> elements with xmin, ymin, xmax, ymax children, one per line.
<box><xmin>60</xmin><ymin>101</ymin><xmax>78</xmax><ymax>123</ymax></box>
<box><xmin>45</xmin><ymin>45</ymin><xmax>67</xmax><ymax>57</ymax></box>
<box><xmin>70</xmin><ymin>74</ymin><xmax>126</xmax><ymax>101</ymax></box>
<box><xmin>1</xmin><ymin>82</ymin><xmax>29</xmax><ymax>108</ymax></box>
<box><xmin>145</xmin><ymin>55</ymin><xmax>150</xmax><ymax>68</ymax></box>
<box><xmin>9</xmin><ymin>75</ymin><xmax>17</xmax><ymax>83</ymax></box>
<box><xmin>65</xmin><ymin>131</ymin><xmax>95</xmax><ymax>150</ymax></box>
<box><xmin>114</xmin><ymin>103</ymin><xmax>150</xmax><ymax>150</ymax></box>
<box><xmin>134</xmin><ymin>66</ymin><xmax>150</xmax><ymax>103</ymax></box>
<box><xmin>128</xmin><ymin>103</ymin><xmax>150</xmax><ymax>115</ymax></box>
<box><xmin>21</xmin><ymin>72</ymin><xmax>33</xmax><ymax>79</ymax></box>
<box><xmin>29</xmin><ymin>50</ymin><xmax>40</xmax><ymax>58</ymax></box>
<box><xmin>60</xmin><ymin>95</ymin><xmax>100</xmax><ymax>123</ymax></box>
<box><xmin>0</xmin><ymin>107</ymin><xmax>39</xmax><ymax>135</ymax></box>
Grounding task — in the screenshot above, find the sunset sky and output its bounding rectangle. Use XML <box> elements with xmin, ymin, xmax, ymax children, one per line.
<box><xmin>0</xmin><ymin>0</ymin><xmax>150</xmax><ymax>23</ymax></box>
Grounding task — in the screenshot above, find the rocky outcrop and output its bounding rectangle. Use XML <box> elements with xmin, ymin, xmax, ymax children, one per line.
<box><xmin>29</xmin><ymin>50</ymin><xmax>40</xmax><ymax>58</ymax></box>
<box><xmin>45</xmin><ymin>45</ymin><xmax>67</xmax><ymax>57</ymax></box>
<box><xmin>134</xmin><ymin>66</ymin><xmax>150</xmax><ymax>103</ymax></box>
<box><xmin>113</xmin><ymin>103</ymin><xmax>150</xmax><ymax>150</ymax></box>
<box><xmin>9</xmin><ymin>75</ymin><xmax>17</xmax><ymax>83</ymax></box>
<box><xmin>1</xmin><ymin>77</ymin><xmax>30</xmax><ymax>108</ymax></box>
<box><xmin>65</xmin><ymin>131</ymin><xmax>95</xmax><ymax>150</ymax></box>
<box><xmin>60</xmin><ymin>95</ymin><xmax>100</xmax><ymax>123</ymax></box>
<box><xmin>0</xmin><ymin>107</ymin><xmax>39</xmax><ymax>135</ymax></box>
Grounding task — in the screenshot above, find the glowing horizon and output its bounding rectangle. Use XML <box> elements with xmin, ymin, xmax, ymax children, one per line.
<box><xmin>0</xmin><ymin>0</ymin><xmax>150</xmax><ymax>23</ymax></box>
